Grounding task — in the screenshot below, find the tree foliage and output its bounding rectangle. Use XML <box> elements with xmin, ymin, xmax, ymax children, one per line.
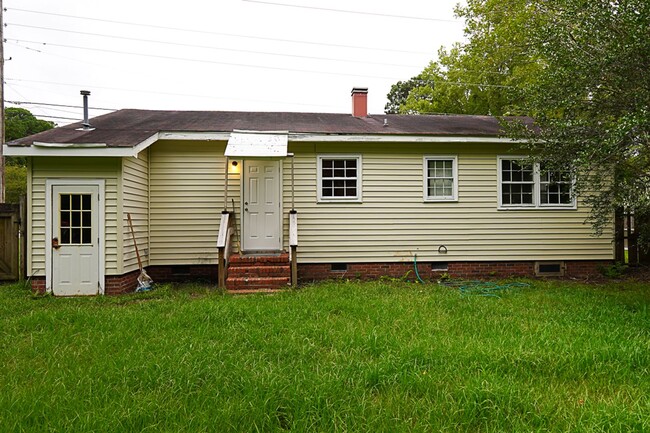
<box><xmin>6</xmin><ymin>107</ymin><xmax>55</xmax><ymax>144</ymax></box>
<box><xmin>3</xmin><ymin>108</ymin><xmax>55</xmax><ymax>203</ymax></box>
<box><xmin>504</xmin><ymin>0</ymin><xmax>650</xmax><ymax>245</ymax></box>
<box><xmin>385</xmin><ymin>0</ymin><xmax>542</xmax><ymax>116</ymax></box>
<box><xmin>389</xmin><ymin>0</ymin><xmax>650</xmax><ymax>247</ymax></box>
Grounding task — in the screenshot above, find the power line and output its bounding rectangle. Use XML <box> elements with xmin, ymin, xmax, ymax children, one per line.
<box><xmin>6</xmin><ymin>38</ymin><xmax>401</xmax><ymax>80</ymax></box>
<box><xmin>6</xmin><ymin>99</ymin><xmax>117</xmax><ymax>111</ymax></box>
<box><xmin>7</xmin><ymin>7</ymin><xmax>433</xmax><ymax>55</ymax></box>
<box><xmin>5</xmin><ymin>78</ymin><xmax>343</xmax><ymax>110</ymax></box>
<box><xmin>7</xmin><ymin>22</ymin><xmax>421</xmax><ymax>69</ymax></box>
<box><xmin>241</xmin><ymin>0</ymin><xmax>462</xmax><ymax>23</ymax></box>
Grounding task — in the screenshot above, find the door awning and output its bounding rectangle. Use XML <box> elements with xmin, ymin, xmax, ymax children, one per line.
<box><xmin>225</xmin><ymin>130</ymin><xmax>289</xmax><ymax>157</ymax></box>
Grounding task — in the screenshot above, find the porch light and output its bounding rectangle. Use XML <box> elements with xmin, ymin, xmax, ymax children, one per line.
<box><xmin>229</xmin><ymin>160</ymin><xmax>240</xmax><ymax>174</ymax></box>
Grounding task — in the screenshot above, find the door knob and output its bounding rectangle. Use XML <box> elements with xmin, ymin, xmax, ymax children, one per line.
<box><xmin>52</xmin><ymin>237</ymin><xmax>61</xmax><ymax>250</ymax></box>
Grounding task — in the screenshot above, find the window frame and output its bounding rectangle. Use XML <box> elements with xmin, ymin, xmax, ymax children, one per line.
<box><xmin>497</xmin><ymin>156</ymin><xmax>576</xmax><ymax>210</ymax></box>
<box><xmin>423</xmin><ymin>155</ymin><xmax>458</xmax><ymax>202</ymax></box>
<box><xmin>317</xmin><ymin>154</ymin><xmax>363</xmax><ymax>203</ymax></box>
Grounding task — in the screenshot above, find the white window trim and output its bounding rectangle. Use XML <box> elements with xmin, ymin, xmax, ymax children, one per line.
<box><xmin>317</xmin><ymin>154</ymin><xmax>363</xmax><ymax>203</ymax></box>
<box><xmin>497</xmin><ymin>156</ymin><xmax>577</xmax><ymax>210</ymax></box>
<box><xmin>423</xmin><ymin>155</ymin><xmax>458</xmax><ymax>202</ymax></box>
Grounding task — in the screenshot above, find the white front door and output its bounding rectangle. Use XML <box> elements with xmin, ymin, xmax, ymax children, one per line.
<box><xmin>242</xmin><ymin>160</ymin><xmax>282</xmax><ymax>251</ymax></box>
<box><xmin>51</xmin><ymin>185</ymin><xmax>100</xmax><ymax>296</ymax></box>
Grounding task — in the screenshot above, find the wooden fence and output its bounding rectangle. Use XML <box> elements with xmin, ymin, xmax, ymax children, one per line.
<box><xmin>0</xmin><ymin>198</ymin><xmax>26</xmax><ymax>281</ymax></box>
<box><xmin>615</xmin><ymin>208</ymin><xmax>650</xmax><ymax>265</ymax></box>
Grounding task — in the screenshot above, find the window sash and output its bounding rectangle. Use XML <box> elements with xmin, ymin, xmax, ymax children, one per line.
<box><xmin>424</xmin><ymin>157</ymin><xmax>457</xmax><ymax>201</ymax></box>
<box><xmin>318</xmin><ymin>156</ymin><xmax>361</xmax><ymax>201</ymax></box>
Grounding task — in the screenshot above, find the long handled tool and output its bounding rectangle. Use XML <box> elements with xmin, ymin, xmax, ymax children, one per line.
<box><xmin>127</xmin><ymin>213</ymin><xmax>153</xmax><ymax>292</ymax></box>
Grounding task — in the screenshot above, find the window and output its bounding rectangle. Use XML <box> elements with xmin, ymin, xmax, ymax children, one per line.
<box><xmin>424</xmin><ymin>156</ymin><xmax>458</xmax><ymax>201</ymax></box>
<box><xmin>318</xmin><ymin>155</ymin><xmax>362</xmax><ymax>202</ymax></box>
<box><xmin>498</xmin><ymin>157</ymin><xmax>575</xmax><ymax>209</ymax></box>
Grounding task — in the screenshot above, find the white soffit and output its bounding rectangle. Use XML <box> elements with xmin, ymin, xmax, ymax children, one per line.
<box><xmin>225</xmin><ymin>130</ymin><xmax>289</xmax><ymax>157</ymax></box>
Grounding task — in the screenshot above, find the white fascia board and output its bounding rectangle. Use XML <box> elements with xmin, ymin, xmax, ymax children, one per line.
<box><xmin>2</xmin><ymin>133</ymin><xmax>160</xmax><ymax>157</ymax></box>
<box><xmin>158</xmin><ymin>131</ymin><xmax>231</xmax><ymax>141</ymax></box>
<box><xmin>288</xmin><ymin>134</ymin><xmax>526</xmax><ymax>143</ymax></box>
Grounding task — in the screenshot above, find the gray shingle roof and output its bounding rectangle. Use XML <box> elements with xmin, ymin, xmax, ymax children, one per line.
<box><xmin>8</xmin><ymin>109</ymin><xmax>525</xmax><ymax>148</ymax></box>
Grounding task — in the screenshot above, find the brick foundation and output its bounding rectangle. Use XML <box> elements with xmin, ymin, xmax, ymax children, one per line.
<box><xmin>298</xmin><ymin>260</ymin><xmax>611</xmax><ymax>283</ymax></box>
<box><xmin>30</xmin><ymin>270</ymin><xmax>145</xmax><ymax>295</ymax></box>
<box><xmin>146</xmin><ymin>265</ymin><xmax>217</xmax><ymax>284</ymax></box>
<box><xmin>31</xmin><ymin>277</ymin><xmax>46</xmax><ymax>294</ymax></box>
<box><xmin>105</xmin><ymin>270</ymin><xmax>141</xmax><ymax>295</ymax></box>
<box><xmin>31</xmin><ymin>260</ymin><xmax>612</xmax><ymax>294</ymax></box>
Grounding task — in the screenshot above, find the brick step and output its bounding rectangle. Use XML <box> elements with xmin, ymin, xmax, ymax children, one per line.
<box><xmin>227</xmin><ymin>264</ymin><xmax>290</xmax><ymax>278</ymax></box>
<box><xmin>227</xmin><ymin>288</ymin><xmax>288</xmax><ymax>295</ymax></box>
<box><xmin>228</xmin><ymin>253</ymin><xmax>290</xmax><ymax>265</ymax></box>
<box><xmin>226</xmin><ymin>276</ymin><xmax>291</xmax><ymax>290</ymax></box>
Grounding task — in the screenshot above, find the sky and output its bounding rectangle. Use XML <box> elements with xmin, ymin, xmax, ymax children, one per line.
<box><xmin>3</xmin><ymin>0</ymin><xmax>467</xmax><ymax>125</ymax></box>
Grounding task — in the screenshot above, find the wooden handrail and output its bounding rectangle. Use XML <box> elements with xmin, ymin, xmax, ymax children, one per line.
<box><xmin>217</xmin><ymin>212</ymin><xmax>234</xmax><ymax>288</ymax></box>
<box><xmin>289</xmin><ymin>210</ymin><xmax>298</xmax><ymax>287</ymax></box>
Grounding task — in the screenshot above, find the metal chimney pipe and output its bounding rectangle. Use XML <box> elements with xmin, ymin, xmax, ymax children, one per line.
<box><xmin>80</xmin><ymin>90</ymin><xmax>91</xmax><ymax>128</ymax></box>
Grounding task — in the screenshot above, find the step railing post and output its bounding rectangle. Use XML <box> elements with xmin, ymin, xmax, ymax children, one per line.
<box><xmin>289</xmin><ymin>210</ymin><xmax>298</xmax><ymax>287</ymax></box>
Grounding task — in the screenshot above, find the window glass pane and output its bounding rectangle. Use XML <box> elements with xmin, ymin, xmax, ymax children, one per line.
<box><xmin>333</xmin><ymin>160</ymin><xmax>345</xmax><ymax>169</ymax></box>
<box><xmin>346</xmin><ymin>159</ymin><xmax>356</xmax><ymax>169</ymax></box>
<box><xmin>61</xmin><ymin>228</ymin><xmax>70</xmax><ymax>244</ymax></box>
<box><xmin>71</xmin><ymin>211</ymin><xmax>81</xmax><ymax>227</ymax></box>
<box><xmin>82</xmin><ymin>228</ymin><xmax>92</xmax><ymax>244</ymax></box>
<box><xmin>82</xmin><ymin>211</ymin><xmax>91</xmax><ymax>227</ymax></box>
<box><xmin>71</xmin><ymin>194</ymin><xmax>81</xmax><ymax>210</ymax></box>
<box><xmin>61</xmin><ymin>194</ymin><xmax>70</xmax><ymax>211</ymax></box>
<box><xmin>322</xmin><ymin>168</ymin><xmax>333</xmax><ymax>177</ymax></box>
<box><xmin>82</xmin><ymin>194</ymin><xmax>91</xmax><ymax>210</ymax></box>
<box><xmin>71</xmin><ymin>228</ymin><xmax>81</xmax><ymax>244</ymax></box>
<box><xmin>60</xmin><ymin>211</ymin><xmax>70</xmax><ymax>228</ymax></box>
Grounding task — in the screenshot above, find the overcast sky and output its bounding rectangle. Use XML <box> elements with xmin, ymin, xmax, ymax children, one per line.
<box><xmin>4</xmin><ymin>0</ymin><xmax>466</xmax><ymax>125</ymax></box>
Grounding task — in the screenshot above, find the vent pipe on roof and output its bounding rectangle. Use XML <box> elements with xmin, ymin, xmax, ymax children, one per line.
<box><xmin>351</xmin><ymin>87</ymin><xmax>368</xmax><ymax>118</ymax></box>
<box><xmin>80</xmin><ymin>90</ymin><xmax>91</xmax><ymax>129</ymax></box>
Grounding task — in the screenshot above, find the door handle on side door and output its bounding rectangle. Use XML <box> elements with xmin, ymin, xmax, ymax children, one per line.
<box><xmin>52</xmin><ymin>237</ymin><xmax>61</xmax><ymax>250</ymax></box>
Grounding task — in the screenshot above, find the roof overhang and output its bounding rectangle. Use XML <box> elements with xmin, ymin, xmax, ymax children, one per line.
<box><xmin>2</xmin><ymin>131</ymin><xmax>524</xmax><ymax>157</ymax></box>
<box><xmin>225</xmin><ymin>130</ymin><xmax>289</xmax><ymax>157</ymax></box>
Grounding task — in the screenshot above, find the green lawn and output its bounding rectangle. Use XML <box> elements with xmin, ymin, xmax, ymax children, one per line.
<box><xmin>1</xmin><ymin>280</ymin><xmax>648</xmax><ymax>432</ymax></box>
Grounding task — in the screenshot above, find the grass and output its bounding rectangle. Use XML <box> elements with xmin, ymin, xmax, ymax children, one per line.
<box><xmin>1</xmin><ymin>279</ymin><xmax>648</xmax><ymax>432</ymax></box>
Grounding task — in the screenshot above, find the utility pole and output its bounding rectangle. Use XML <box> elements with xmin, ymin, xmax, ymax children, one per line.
<box><xmin>0</xmin><ymin>0</ymin><xmax>5</xmax><ymax>203</ymax></box>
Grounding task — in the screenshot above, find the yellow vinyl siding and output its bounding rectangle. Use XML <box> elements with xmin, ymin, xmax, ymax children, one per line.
<box><xmin>122</xmin><ymin>150</ymin><xmax>149</xmax><ymax>273</ymax></box>
<box><xmin>29</xmin><ymin>157</ymin><xmax>120</xmax><ymax>277</ymax></box>
<box><xmin>149</xmin><ymin>141</ymin><xmax>235</xmax><ymax>265</ymax></box>
<box><xmin>285</xmin><ymin>142</ymin><xmax>613</xmax><ymax>263</ymax></box>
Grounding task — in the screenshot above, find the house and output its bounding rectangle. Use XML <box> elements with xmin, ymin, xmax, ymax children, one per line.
<box><xmin>3</xmin><ymin>88</ymin><xmax>613</xmax><ymax>295</ymax></box>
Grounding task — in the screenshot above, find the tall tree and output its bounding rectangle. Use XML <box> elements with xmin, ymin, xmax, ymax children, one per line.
<box><xmin>3</xmin><ymin>108</ymin><xmax>55</xmax><ymax>203</ymax></box>
<box><xmin>386</xmin><ymin>0</ymin><xmax>542</xmax><ymax>116</ymax></box>
<box><xmin>5</xmin><ymin>107</ymin><xmax>55</xmax><ymax>143</ymax></box>
<box><xmin>505</xmin><ymin>0</ymin><xmax>650</xmax><ymax>244</ymax></box>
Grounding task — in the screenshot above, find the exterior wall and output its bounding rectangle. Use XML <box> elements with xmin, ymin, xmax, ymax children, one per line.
<box><xmin>28</xmin><ymin>157</ymin><xmax>120</xmax><ymax>279</ymax></box>
<box><xmin>284</xmin><ymin>141</ymin><xmax>613</xmax><ymax>264</ymax></box>
<box><xmin>149</xmin><ymin>140</ymin><xmax>237</xmax><ymax>265</ymax></box>
<box><xmin>122</xmin><ymin>150</ymin><xmax>150</xmax><ymax>273</ymax></box>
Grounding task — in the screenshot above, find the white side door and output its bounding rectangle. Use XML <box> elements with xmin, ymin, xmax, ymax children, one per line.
<box><xmin>242</xmin><ymin>160</ymin><xmax>282</xmax><ymax>251</ymax></box>
<box><xmin>51</xmin><ymin>185</ymin><xmax>100</xmax><ymax>296</ymax></box>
